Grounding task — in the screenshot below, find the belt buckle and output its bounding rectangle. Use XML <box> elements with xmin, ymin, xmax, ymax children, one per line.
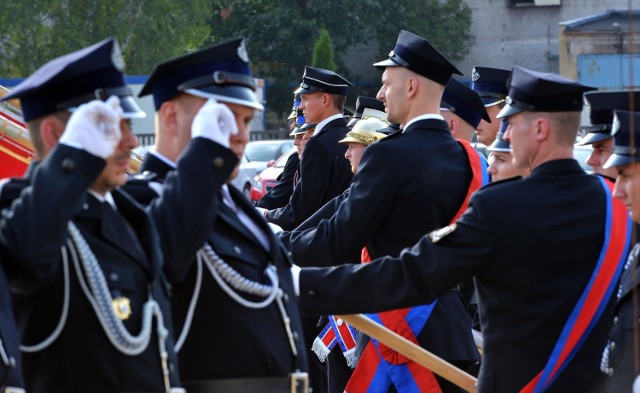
<box><xmin>3</xmin><ymin>388</ymin><xmax>26</xmax><ymax>393</ymax></box>
<box><xmin>290</xmin><ymin>371</ymin><xmax>309</xmax><ymax>393</ymax></box>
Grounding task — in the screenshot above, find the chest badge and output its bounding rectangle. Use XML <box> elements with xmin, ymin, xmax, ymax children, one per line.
<box><xmin>112</xmin><ymin>296</ymin><xmax>132</xmax><ymax>320</ymax></box>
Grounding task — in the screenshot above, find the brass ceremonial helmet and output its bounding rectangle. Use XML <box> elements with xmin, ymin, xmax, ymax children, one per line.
<box><xmin>339</xmin><ymin>110</ymin><xmax>389</xmax><ymax>146</ymax></box>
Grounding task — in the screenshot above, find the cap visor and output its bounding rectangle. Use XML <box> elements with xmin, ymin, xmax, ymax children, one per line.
<box><xmin>487</xmin><ymin>140</ymin><xmax>511</xmax><ymax>152</ymax></box>
<box><xmin>184</xmin><ymin>86</ymin><xmax>263</xmax><ymax>111</ymax></box>
<box><xmin>603</xmin><ymin>154</ymin><xmax>631</xmax><ymax>169</ymax></box>
<box><xmin>293</xmin><ymin>86</ymin><xmax>322</xmax><ymax>95</ymax></box>
<box><xmin>373</xmin><ymin>59</ymin><xmax>401</xmax><ymax>69</ymax></box>
<box><xmin>579</xmin><ymin>132</ymin><xmax>611</xmax><ymax>146</ymax></box>
<box><xmin>120</xmin><ymin>96</ymin><xmax>147</xmax><ymax>119</ymax></box>
<box><xmin>496</xmin><ymin>104</ymin><xmax>522</xmax><ymax>119</ymax></box>
<box><xmin>481</xmin><ymin>97</ymin><xmax>503</xmax><ymax>107</ymax></box>
<box><xmin>338</xmin><ymin>136</ymin><xmax>359</xmax><ymax>144</ymax></box>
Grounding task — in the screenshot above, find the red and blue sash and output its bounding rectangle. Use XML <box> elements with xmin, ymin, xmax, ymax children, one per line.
<box><xmin>345</xmin><ymin>140</ymin><xmax>488</xmax><ymax>392</ymax></box>
<box><xmin>312</xmin><ymin>315</ymin><xmax>359</xmax><ymax>367</ymax></box>
<box><xmin>520</xmin><ymin>176</ymin><xmax>632</xmax><ymax>393</ymax></box>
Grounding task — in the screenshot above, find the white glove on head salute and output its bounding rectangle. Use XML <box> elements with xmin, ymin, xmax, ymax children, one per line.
<box><xmin>191</xmin><ymin>98</ymin><xmax>239</xmax><ymax>148</ymax></box>
<box><xmin>59</xmin><ymin>96</ymin><xmax>123</xmax><ymax>159</ymax></box>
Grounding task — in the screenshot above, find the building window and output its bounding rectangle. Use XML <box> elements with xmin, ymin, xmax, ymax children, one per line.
<box><xmin>508</xmin><ymin>0</ymin><xmax>561</xmax><ymax>7</ymax></box>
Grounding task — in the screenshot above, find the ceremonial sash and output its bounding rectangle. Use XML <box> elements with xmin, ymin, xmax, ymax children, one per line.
<box><xmin>520</xmin><ymin>177</ymin><xmax>632</xmax><ymax>393</ymax></box>
<box><xmin>345</xmin><ymin>140</ymin><xmax>488</xmax><ymax>393</ymax></box>
<box><xmin>312</xmin><ymin>315</ymin><xmax>359</xmax><ymax>367</ymax></box>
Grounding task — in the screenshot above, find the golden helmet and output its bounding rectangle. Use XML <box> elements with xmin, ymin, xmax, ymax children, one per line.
<box><xmin>339</xmin><ymin>113</ymin><xmax>388</xmax><ymax>146</ymax></box>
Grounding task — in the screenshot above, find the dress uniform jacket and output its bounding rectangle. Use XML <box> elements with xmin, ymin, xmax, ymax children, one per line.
<box><xmin>0</xmin><ymin>258</ymin><xmax>24</xmax><ymax>390</ymax></box>
<box><xmin>0</xmin><ymin>138</ymin><xmax>229</xmax><ymax>393</ymax></box>
<box><xmin>266</xmin><ymin>117</ymin><xmax>352</xmax><ymax>231</ymax></box>
<box><xmin>256</xmin><ymin>151</ymin><xmax>299</xmax><ymax>210</ymax></box>
<box><xmin>288</xmin><ymin>119</ymin><xmax>480</xmax><ymax>367</ymax></box>
<box><xmin>135</xmin><ymin>154</ymin><xmax>309</xmax><ymax>384</ymax></box>
<box><xmin>300</xmin><ymin>159</ymin><xmax>616</xmax><ymax>393</ymax></box>
<box><xmin>603</xmin><ymin>241</ymin><xmax>640</xmax><ymax>392</ymax></box>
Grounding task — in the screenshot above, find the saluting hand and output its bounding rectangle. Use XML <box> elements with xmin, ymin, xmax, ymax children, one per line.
<box><xmin>191</xmin><ymin>98</ymin><xmax>238</xmax><ymax>148</ymax></box>
<box><xmin>59</xmin><ymin>96</ymin><xmax>123</xmax><ymax>159</ymax></box>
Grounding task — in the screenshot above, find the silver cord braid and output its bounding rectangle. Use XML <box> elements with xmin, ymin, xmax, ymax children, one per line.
<box><xmin>67</xmin><ymin>222</ymin><xmax>167</xmax><ymax>356</ymax></box>
<box><xmin>200</xmin><ymin>243</ymin><xmax>280</xmax><ymax>308</ymax></box>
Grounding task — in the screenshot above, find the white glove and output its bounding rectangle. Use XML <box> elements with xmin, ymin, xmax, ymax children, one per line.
<box><xmin>60</xmin><ymin>96</ymin><xmax>123</xmax><ymax>159</ymax></box>
<box><xmin>290</xmin><ymin>264</ymin><xmax>301</xmax><ymax>296</ymax></box>
<box><xmin>191</xmin><ymin>98</ymin><xmax>238</xmax><ymax>148</ymax></box>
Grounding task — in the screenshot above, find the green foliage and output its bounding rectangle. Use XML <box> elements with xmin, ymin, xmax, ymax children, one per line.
<box><xmin>0</xmin><ymin>1</ymin><xmax>211</xmax><ymax>77</ymax></box>
<box><xmin>312</xmin><ymin>29</ymin><xmax>336</xmax><ymax>71</ymax></box>
<box><xmin>0</xmin><ymin>0</ymin><xmax>473</xmax><ymax>128</ymax></box>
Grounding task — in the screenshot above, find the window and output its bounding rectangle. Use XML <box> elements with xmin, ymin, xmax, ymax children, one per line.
<box><xmin>508</xmin><ymin>0</ymin><xmax>561</xmax><ymax>7</ymax></box>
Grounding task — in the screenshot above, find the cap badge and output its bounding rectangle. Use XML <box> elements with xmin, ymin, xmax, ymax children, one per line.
<box><xmin>429</xmin><ymin>224</ymin><xmax>457</xmax><ymax>243</ymax></box>
<box><xmin>237</xmin><ymin>40</ymin><xmax>249</xmax><ymax>63</ymax></box>
<box><xmin>472</xmin><ymin>68</ymin><xmax>480</xmax><ymax>82</ymax></box>
<box><xmin>110</xmin><ymin>41</ymin><xmax>125</xmax><ymax>72</ymax></box>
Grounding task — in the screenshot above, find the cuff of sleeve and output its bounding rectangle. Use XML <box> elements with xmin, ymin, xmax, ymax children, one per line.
<box><xmin>291</xmin><ymin>264</ymin><xmax>301</xmax><ymax>296</ymax></box>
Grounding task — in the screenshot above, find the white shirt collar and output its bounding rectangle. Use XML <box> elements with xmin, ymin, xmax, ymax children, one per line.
<box><xmin>313</xmin><ymin>113</ymin><xmax>345</xmax><ymax>136</ymax></box>
<box><xmin>148</xmin><ymin>148</ymin><xmax>177</xmax><ymax>169</ymax></box>
<box><xmin>88</xmin><ymin>190</ymin><xmax>117</xmax><ymax>209</ymax></box>
<box><xmin>403</xmin><ymin>114</ymin><xmax>445</xmax><ymax>132</ymax></box>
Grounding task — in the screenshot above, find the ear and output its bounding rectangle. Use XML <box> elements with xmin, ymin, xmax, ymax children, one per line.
<box><xmin>535</xmin><ymin>117</ymin><xmax>550</xmax><ymax>141</ymax></box>
<box><xmin>158</xmin><ymin>101</ymin><xmax>179</xmax><ymax>137</ymax></box>
<box><xmin>40</xmin><ymin>116</ymin><xmax>65</xmax><ymax>151</ymax></box>
<box><xmin>321</xmin><ymin>93</ymin><xmax>330</xmax><ymax>107</ymax></box>
<box><xmin>406</xmin><ymin>77</ymin><xmax>418</xmax><ymax>99</ymax></box>
<box><xmin>448</xmin><ymin>117</ymin><xmax>459</xmax><ymax>137</ymax></box>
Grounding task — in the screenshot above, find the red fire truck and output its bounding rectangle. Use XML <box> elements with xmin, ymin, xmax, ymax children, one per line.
<box><xmin>0</xmin><ymin>86</ymin><xmax>35</xmax><ymax>179</ymax></box>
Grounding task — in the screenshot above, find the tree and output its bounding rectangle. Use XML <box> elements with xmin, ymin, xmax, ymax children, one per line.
<box><xmin>0</xmin><ymin>1</ymin><xmax>211</xmax><ymax>77</ymax></box>
<box><xmin>312</xmin><ymin>29</ymin><xmax>336</xmax><ymax>71</ymax></box>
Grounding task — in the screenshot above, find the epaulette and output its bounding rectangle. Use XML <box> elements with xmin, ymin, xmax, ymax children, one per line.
<box><xmin>123</xmin><ymin>173</ymin><xmax>164</xmax><ymax>206</ymax></box>
<box><xmin>127</xmin><ymin>170</ymin><xmax>159</xmax><ymax>182</ymax></box>
<box><xmin>0</xmin><ymin>177</ymin><xmax>30</xmax><ymax>208</ymax></box>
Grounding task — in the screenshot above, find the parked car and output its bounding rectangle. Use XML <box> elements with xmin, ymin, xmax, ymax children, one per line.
<box><xmin>251</xmin><ymin>146</ymin><xmax>297</xmax><ymax>202</ymax></box>
<box><xmin>243</xmin><ymin>139</ymin><xmax>294</xmax><ymax>174</ymax></box>
<box><xmin>230</xmin><ymin>154</ymin><xmax>258</xmax><ymax>199</ymax></box>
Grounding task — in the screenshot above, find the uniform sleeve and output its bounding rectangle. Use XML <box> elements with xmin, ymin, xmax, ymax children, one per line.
<box><xmin>256</xmin><ymin>152</ymin><xmax>298</xmax><ymax>209</ymax></box>
<box><xmin>298</xmin><ymin>192</ymin><xmax>494</xmax><ymax>316</ymax></box>
<box><xmin>145</xmin><ymin>137</ymin><xmax>237</xmax><ymax>281</ymax></box>
<box><xmin>0</xmin><ymin>145</ymin><xmax>105</xmax><ymax>293</ymax></box>
<box><xmin>286</xmin><ymin>142</ymin><xmax>397</xmax><ymax>265</ymax></box>
<box><xmin>266</xmin><ymin>138</ymin><xmax>332</xmax><ymax>231</ymax></box>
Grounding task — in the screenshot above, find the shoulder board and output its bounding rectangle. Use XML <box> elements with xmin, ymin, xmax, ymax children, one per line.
<box><xmin>0</xmin><ymin>177</ymin><xmax>30</xmax><ymax>207</ymax></box>
<box><xmin>128</xmin><ymin>170</ymin><xmax>159</xmax><ymax>182</ymax></box>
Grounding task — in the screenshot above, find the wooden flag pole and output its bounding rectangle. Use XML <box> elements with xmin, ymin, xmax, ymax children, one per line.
<box><xmin>338</xmin><ymin>314</ymin><xmax>478</xmax><ymax>393</ymax></box>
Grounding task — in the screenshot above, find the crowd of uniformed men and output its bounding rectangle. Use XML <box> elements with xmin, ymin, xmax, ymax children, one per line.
<box><xmin>0</xmin><ymin>27</ymin><xmax>638</xmax><ymax>393</ymax></box>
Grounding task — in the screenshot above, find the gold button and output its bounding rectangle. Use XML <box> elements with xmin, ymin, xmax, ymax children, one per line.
<box><xmin>308</xmin><ymin>290</ymin><xmax>316</xmax><ymax>296</ymax></box>
<box><xmin>213</xmin><ymin>157</ymin><xmax>224</xmax><ymax>169</ymax></box>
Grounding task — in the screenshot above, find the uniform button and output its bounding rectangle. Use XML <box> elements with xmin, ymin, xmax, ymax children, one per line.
<box><xmin>336</xmin><ymin>318</ymin><xmax>343</xmax><ymax>326</ymax></box>
<box><xmin>308</xmin><ymin>290</ymin><xmax>316</xmax><ymax>296</ymax></box>
<box><xmin>613</xmin><ymin>316</ymin><xmax>619</xmax><ymax>325</ymax></box>
<box><xmin>213</xmin><ymin>157</ymin><xmax>225</xmax><ymax>169</ymax></box>
<box><xmin>234</xmin><ymin>246</ymin><xmax>241</xmax><ymax>254</ymax></box>
<box><xmin>287</xmin><ymin>251</ymin><xmax>292</xmax><ymax>257</ymax></box>
<box><xmin>61</xmin><ymin>158</ymin><xmax>75</xmax><ymax>172</ymax></box>
<box><xmin>293</xmin><ymin>331</ymin><xmax>299</xmax><ymax>340</ymax></box>
<box><xmin>610</xmin><ymin>341</ymin><xmax>616</xmax><ymax>351</ymax></box>
<box><xmin>109</xmin><ymin>273</ymin><xmax>119</xmax><ymax>281</ymax></box>
<box><xmin>169</xmin><ymin>363</ymin><xmax>175</xmax><ymax>373</ymax></box>
<box><xmin>83</xmin><ymin>203</ymin><xmax>89</xmax><ymax>210</ymax></box>
<box><xmin>283</xmin><ymin>293</ymin><xmax>289</xmax><ymax>303</ymax></box>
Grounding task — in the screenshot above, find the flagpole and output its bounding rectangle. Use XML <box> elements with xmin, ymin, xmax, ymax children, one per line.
<box><xmin>338</xmin><ymin>313</ymin><xmax>478</xmax><ymax>393</ymax></box>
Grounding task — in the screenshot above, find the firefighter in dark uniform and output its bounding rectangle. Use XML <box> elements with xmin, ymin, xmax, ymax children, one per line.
<box><xmin>294</xmin><ymin>65</ymin><xmax>631</xmax><ymax>392</ymax></box>
<box><xmin>440</xmin><ymin>77</ymin><xmax>491</xmax><ymax>142</ymax></box>
<box><xmin>601</xmin><ymin>109</ymin><xmax>640</xmax><ymax>392</ymax></box>
<box><xmin>256</xmin><ymin>97</ymin><xmax>303</xmax><ymax>210</ymax></box>
<box><xmin>285</xmin><ymin>30</ymin><xmax>482</xmax><ymax>392</ymax></box>
<box><xmin>470</xmin><ymin>66</ymin><xmax>510</xmax><ymax>147</ymax></box>
<box><xmin>579</xmin><ymin>90</ymin><xmax>640</xmax><ymax>180</ymax></box>
<box><xmin>135</xmin><ymin>38</ymin><xmax>309</xmax><ymax>393</ymax></box>
<box><xmin>261</xmin><ymin>66</ymin><xmax>354</xmax><ymax>231</ymax></box>
<box><xmin>0</xmin><ymin>38</ymin><xmax>235</xmax><ymax>393</ymax></box>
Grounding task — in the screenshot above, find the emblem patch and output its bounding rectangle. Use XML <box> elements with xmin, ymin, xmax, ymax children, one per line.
<box><xmin>237</xmin><ymin>39</ymin><xmax>249</xmax><ymax>62</ymax></box>
<box><xmin>428</xmin><ymin>224</ymin><xmax>457</xmax><ymax>243</ymax></box>
<box><xmin>472</xmin><ymin>68</ymin><xmax>480</xmax><ymax>82</ymax></box>
<box><xmin>112</xmin><ymin>296</ymin><xmax>132</xmax><ymax>320</ymax></box>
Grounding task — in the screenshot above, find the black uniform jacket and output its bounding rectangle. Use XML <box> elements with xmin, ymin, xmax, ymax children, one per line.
<box><xmin>0</xmin><ymin>256</ymin><xmax>23</xmax><ymax>389</ymax></box>
<box><xmin>0</xmin><ymin>138</ymin><xmax>230</xmax><ymax>393</ymax></box>
<box><xmin>287</xmin><ymin>119</ymin><xmax>479</xmax><ymax>363</ymax></box>
<box><xmin>266</xmin><ymin>117</ymin><xmax>352</xmax><ymax>231</ymax></box>
<box><xmin>256</xmin><ymin>151</ymin><xmax>299</xmax><ymax>209</ymax></box>
<box><xmin>604</xmin><ymin>240</ymin><xmax>640</xmax><ymax>392</ymax></box>
<box><xmin>300</xmin><ymin>159</ymin><xmax>617</xmax><ymax>393</ymax></box>
<box><xmin>136</xmin><ymin>152</ymin><xmax>309</xmax><ymax>382</ymax></box>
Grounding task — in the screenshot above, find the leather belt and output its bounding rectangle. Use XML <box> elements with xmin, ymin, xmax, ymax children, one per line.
<box><xmin>183</xmin><ymin>372</ymin><xmax>309</xmax><ymax>393</ymax></box>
